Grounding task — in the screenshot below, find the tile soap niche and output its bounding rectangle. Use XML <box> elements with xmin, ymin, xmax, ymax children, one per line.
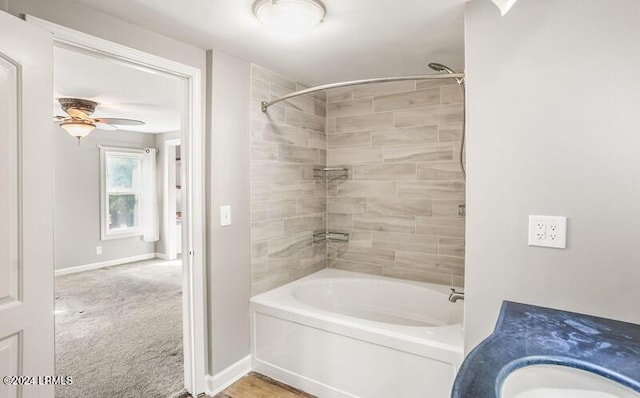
<box><xmin>313</xmin><ymin>167</ymin><xmax>349</xmax><ymax>179</ymax></box>
<box><xmin>313</xmin><ymin>231</ymin><xmax>350</xmax><ymax>243</ymax></box>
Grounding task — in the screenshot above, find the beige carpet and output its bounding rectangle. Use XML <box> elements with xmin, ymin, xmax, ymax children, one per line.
<box><xmin>55</xmin><ymin>259</ymin><xmax>187</xmax><ymax>398</ymax></box>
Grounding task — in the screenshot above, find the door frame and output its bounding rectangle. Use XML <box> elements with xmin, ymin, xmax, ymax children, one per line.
<box><xmin>164</xmin><ymin>138</ymin><xmax>181</xmax><ymax>261</ymax></box>
<box><xmin>25</xmin><ymin>15</ymin><xmax>208</xmax><ymax>395</ymax></box>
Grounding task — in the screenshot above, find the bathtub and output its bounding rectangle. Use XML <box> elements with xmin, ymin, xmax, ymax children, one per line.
<box><xmin>250</xmin><ymin>268</ymin><xmax>464</xmax><ymax>398</ymax></box>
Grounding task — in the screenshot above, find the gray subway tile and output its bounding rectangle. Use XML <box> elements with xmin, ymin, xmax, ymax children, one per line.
<box><xmin>251</xmin><ymin>181</ymin><xmax>271</xmax><ymax>201</ymax></box>
<box><xmin>328</xmin><ymin>259</ymin><xmax>384</xmax><ymax>275</ymax></box>
<box><xmin>416</xmin><ymin>79</ymin><xmax>458</xmax><ymax>90</ymax></box>
<box><xmin>441</xmin><ymin>85</ymin><xmax>464</xmax><ymax>104</ymax></box>
<box><xmin>397</xmin><ymin>181</ymin><xmax>465</xmax><ymax>199</ymax></box>
<box><xmin>438</xmin><ymin>122</ymin><xmax>463</xmax><ymax>143</ymax></box>
<box><xmin>297</xmin><ymin>197</ymin><xmax>326</xmax><ymax>215</ymax></box>
<box><xmin>353</xmin><ymin>214</ymin><xmax>416</xmax><ymax>233</ymax></box>
<box><xmin>278</xmin><ymin>145</ymin><xmax>320</xmax><ymax>164</ymax></box>
<box><xmin>327</xmin><ymin>197</ymin><xmax>367</xmax><ymax>214</ymax></box>
<box><xmin>285</xmin><ymin>108</ymin><xmax>326</xmax><ymax>132</ymax></box>
<box><xmin>432</xmin><ymin>200</ymin><xmax>466</xmax><ymax>217</ymax></box>
<box><xmin>263</xmin><ymin>122</ymin><xmax>309</xmax><ymax>146</ymax></box>
<box><xmin>326</xmin><ymin>87</ymin><xmax>353</xmax><ymax>103</ymax></box>
<box><xmin>383</xmin><ymin>267</ymin><xmax>453</xmax><ymax>286</ymax></box>
<box><xmin>384</xmin><ymin>144</ymin><xmax>453</xmax><ymax>163</ymax></box>
<box><xmin>337</xmin><ymin>181</ymin><xmax>397</xmax><ymax>197</ymax></box>
<box><xmin>251</xmin><ymin>241</ymin><xmax>269</xmax><ymax>259</ymax></box>
<box><xmin>438</xmin><ymin>237</ymin><xmax>465</xmax><ymax>257</ymax></box>
<box><xmin>417</xmin><ymin>162</ymin><xmax>464</xmax><ymax>180</ymax></box>
<box><xmin>416</xmin><ymin>217</ymin><xmax>465</xmax><ymax>237</ymax></box>
<box><xmin>335</xmin><ymin>112</ymin><xmax>394</xmax><ymax>133</ymax></box>
<box><xmin>251</xmin><ymin>162</ymin><xmax>300</xmax><ymax>182</ymax></box>
<box><xmin>394</xmin><ymin>103</ymin><xmax>463</xmax><ymax>127</ymax></box>
<box><xmin>352</xmin><ymin>80</ymin><xmax>416</xmax><ymax>98</ymax></box>
<box><xmin>327</xmin><ymin>97</ymin><xmax>373</xmax><ymax>118</ymax></box>
<box><xmin>251</xmin><ymin>220</ymin><xmax>284</xmax><ymax>241</ymax></box>
<box><xmin>395</xmin><ymin>251</ymin><xmax>464</xmax><ymax>276</ymax></box>
<box><xmin>268</xmin><ymin>232</ymin><xmax>313</xmax><ymax>258</ymax></box>
<box><xmin>251</xmin><ymin>78</ymin><xmax>269</xmax><ymax>101</ymax></box>
<box><xmin>353</xmin><ymin>163</ymin><xmax>417</xmax><ymax>180</ymax></box>
<box><xmin>327</xmin><ymin>147</ymin><xmax>383</xmax><ymax>165</ymax></box>
<box><xmin>366</xmin><ymin>198</ymin><xmax>432</xmax><ymax>216</ymax></box>
<box><xmin>251</xmin><ymin>142</ymin><xmax>279</xmax><ymax>161</ymax></box>
<box><xmin>251</xmin><ymin>200</ymin><xmax>297</xmax><ymax>221</ymax></box>
<box><xmin>308</xmin><ymin>132</ymin><xmax>326</xmax><ymax>150</ymax></box>
<box><xmin>328</xmin><ymin>212</ymin><xmax>353</xmax><ymax>229</ymax></box>
<box><xmin>374</xmin><ymin>88</ymin><xmax>440</xmax><ymax>112</ymax></box>
<box><xmin>329</xmin><ymin>245</ymin><xmax>395</xmax><ymax>267</ymax></box>
<box><xmin>270</xmin><ymin>182</ymin><xmax>317</xmax><ymax>200</ymax></box>
<box><xmin>371</xmin><ymin>125</ymin><xmax>438</xmax><ymax>147</ymax></box>
<box><xmin>284</xmin><ymin>215</ymin><xmax>325</xmax><ymax>234</ymax></box>
<box><xmin>327</xmin><ymin>132</ymin><xmax>372</xmax><ymax>148</ymax></box>
<box><xmin>372</xmin><ymin>232</ymin><xmax>437</xmax><ymax>253</ymax></box>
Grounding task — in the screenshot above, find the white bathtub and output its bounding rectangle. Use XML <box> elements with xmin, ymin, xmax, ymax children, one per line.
<box><xmin>250</xmin><ymin>268</ymin><xmax>464</xmax><ymax>398</ymax></box>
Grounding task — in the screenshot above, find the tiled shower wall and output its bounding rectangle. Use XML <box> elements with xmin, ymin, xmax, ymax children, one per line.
<box><xmin>324</xmin><ymin>80</ymin><xmax>466</xmax><ymax>287</ymax></box>
<box><xmin>250</xmin><ymin>65</ymin><xmax>327</xmax><ymax>295</ymax></box>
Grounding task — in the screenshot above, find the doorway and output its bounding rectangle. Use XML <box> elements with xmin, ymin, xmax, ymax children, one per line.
<box><xmin>27</xmin><ymin>15</ymin><xmax>208</xmax><ymax>397</ymax></box>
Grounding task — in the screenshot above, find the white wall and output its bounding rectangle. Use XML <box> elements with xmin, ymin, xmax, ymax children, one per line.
<box><xmin>4</xmin><ymin>1</ymin><xmax>254</xmax><ymax>384</ymax></box>
<box><xmin>465</xmin><ymin>0</ymin><xmax>640</xmax><ymax>350</ymax></box>
<box><xmin>6</xmin><ymin>0</ymin><xmax>204</xmax><ymax>72</ymax></box>
<box><xmin>155</xmin><ymin>130</ymin><xmax>181</xmax><ymax>258</ymax></box>
<box><xmin>54</xmin><ymin>128</ymin><xmax>157</xmax><ymax>269</ymax></box>
<box><xmin>207</xmin><ymin>50</ymin><xmax>252</xmax><ymax>374</ymax></box>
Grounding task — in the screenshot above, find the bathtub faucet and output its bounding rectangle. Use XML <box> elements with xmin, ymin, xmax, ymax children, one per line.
<box><xmin>449</xmin><ymin>289</ymin><xmax>464</xmax><ymax>303</ymax></box>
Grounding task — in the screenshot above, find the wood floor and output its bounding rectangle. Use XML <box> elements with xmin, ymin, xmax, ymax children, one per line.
<box><xmin>212</xmin><ymin>372</ymin><xmax>315</xmax><ymax>398</ymax></box>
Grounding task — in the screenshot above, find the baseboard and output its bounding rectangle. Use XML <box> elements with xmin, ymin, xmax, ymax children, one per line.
<box><xmin>205</xmin><ymin>355</ymin><xmax>251</xmax><ymax>396</ymax></box>
<box><xmin>253</xmin><ymin>358</ymin><xmax>353</xmax><ymax>398</ymax></box>
<box><xmin>154</xmin><ymin>252</ymin><xmax>171</xmax><ymax>260</ymax></box>
<box><xmin>55</xmin><ymin>253</ymin><xmax>158</xmax><ymax>276</ymax></box>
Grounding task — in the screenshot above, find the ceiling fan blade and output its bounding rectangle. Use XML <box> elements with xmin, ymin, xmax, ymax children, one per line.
<box><xmin>93</xmin><ymin>117</ymin><xmax>145</xmax><ymax>126</ymax></box>
<box><xmin>94</xmin><ymin>122</ymin><xmax>118</xmax><ymax>131</ymax></box>
<box><xmin>53</xmin><ymin>115</ymin><xmax>68</xmax><ymax>121</ymax></box>
<box><xmin>67</xmin><ymin>108</ymin><xmax>90</xmax><ymax>119</ymax></box>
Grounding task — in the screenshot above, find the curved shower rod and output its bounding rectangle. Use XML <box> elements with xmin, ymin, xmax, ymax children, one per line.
<box><xmin>260</xmin><ymin>73</ymin><xmax>465</xmax><ymax>112</ymax></box>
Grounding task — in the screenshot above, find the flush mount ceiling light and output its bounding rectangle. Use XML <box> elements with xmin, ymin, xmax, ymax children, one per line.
<box><xmin>253</xmin><ymin>0</ymin><xmax>326</xmax><ymax>36</ymax></box>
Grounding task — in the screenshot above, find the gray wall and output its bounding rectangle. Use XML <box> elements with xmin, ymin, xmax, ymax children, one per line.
<box><xmin>250</xmin><ymin>64</ymin><xmax>328</xmax><ymax>296</ymax></box>
<box><xmin>465</xmin><ymin>0</ymin><xmax>640</xmax><ymax>351</ymax></box>
<box><xmin>54</xmin><ymin>128</ymin><xmax>157</xmax><ymax>269</ymax></box>
<box><xmin>325</xmin><ymin>81</ymin><xmax>465</xmax><ymax>285</ymax></box>
<box><xmin>207</xmin><ymin>51</ymin><xmax>252</xmax><ymax>374</ymax></box>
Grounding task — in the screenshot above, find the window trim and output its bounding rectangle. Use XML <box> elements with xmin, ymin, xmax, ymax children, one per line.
<box><xmin>99</xmin><ymin>147</ymin><xmax>145</xmax><ymax>241</ymax></box>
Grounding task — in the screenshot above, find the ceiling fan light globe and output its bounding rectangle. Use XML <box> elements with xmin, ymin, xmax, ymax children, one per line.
<box><xmin>60</xmin><ymin>121</ymin><xmax>96</xmax><ymax>139</ymax></box>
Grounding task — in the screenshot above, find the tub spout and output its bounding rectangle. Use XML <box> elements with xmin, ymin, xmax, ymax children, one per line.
<box><xmin>449</xmin><ymin>289</ymin><xmax>464</xmax><ymax>303</ymax></box>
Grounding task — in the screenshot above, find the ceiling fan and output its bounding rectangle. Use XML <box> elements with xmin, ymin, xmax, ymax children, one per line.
<box><xmin>54</xmin><ymin>98</ymin><xmax>145</xmax><ymax>140</ymax></box>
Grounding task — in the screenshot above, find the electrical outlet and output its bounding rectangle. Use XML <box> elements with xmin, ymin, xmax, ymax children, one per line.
<box><xmin>96</xmin><ymin>245</ymin><xmax>103</xmax><ymax>255</ymax></box>
<box><xmin>528</xmin><ymin>215</ymin><xmax>567</xmax><ymax>249</ymax></box>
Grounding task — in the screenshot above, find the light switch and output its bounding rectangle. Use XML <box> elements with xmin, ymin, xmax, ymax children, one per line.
<box><xmin>220</xmin><ymin>205</ymin><xmax>231</xmax><ymax>227</ymax></box>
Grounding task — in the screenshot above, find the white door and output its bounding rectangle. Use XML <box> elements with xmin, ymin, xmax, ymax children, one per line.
<box><xmin>0</xmin><ymin>11</ymin><xmax>54</xmax><ymax>398</ymax></box>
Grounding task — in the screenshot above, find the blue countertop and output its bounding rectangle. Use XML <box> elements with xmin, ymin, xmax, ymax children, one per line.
<box><xmin>452</xmin><ymin>301</ymin><xmax>640</xmax><ymax>397</ymax></box>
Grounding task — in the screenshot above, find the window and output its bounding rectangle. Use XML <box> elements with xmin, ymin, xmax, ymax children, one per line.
<box><xmin>100</xmin><ymin>149</ymin><xmax>144</xmax><ymax>240</ymax></box>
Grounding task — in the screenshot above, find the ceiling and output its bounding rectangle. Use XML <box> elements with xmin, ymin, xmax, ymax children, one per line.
<box><xmin>54</xmin><ymin>46</ymin><xmax>184</xmax><ymax>133</ymax></box>
<box><xmin>67</xmin><ymin>0</ymin><xmax>466</xmax><ymax>85</ymax></box>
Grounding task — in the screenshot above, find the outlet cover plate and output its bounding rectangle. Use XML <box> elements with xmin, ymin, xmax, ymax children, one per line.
<box><xmin>528</xmin><ymin>215</ymin><xmax>567</xmax><ymax>249</ymax></box>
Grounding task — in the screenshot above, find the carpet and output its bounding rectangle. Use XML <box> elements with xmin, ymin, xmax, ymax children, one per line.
<box><xmin>55</xmin><ymin>259</ymin><xmax>186</xmax><ymax>398</ymax></box>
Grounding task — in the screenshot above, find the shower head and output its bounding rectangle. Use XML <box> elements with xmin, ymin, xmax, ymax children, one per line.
<box><xmin>428</xmin><ymin>63</ymin><xmax>456</xmax><ymax>74</ymax></box>
<box><xmin>428</xmin><ymin>62</ymin><xmax>464</xmax><ymax>85</ymax></box>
